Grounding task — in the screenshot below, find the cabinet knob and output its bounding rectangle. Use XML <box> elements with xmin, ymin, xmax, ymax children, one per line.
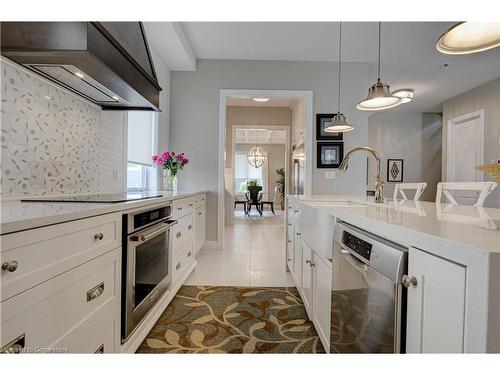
<box><xmin>2</xmin><ymin>260</ymin><xmax>18</xmax><ymax>272</ymax></box>
<box><xmin>402</xmin><ymin>275</ymin><xmax>418</xmax><ymax>288</ymax></box>
<box><xmin>188</xmin><ymin>224</ymin><xmax>192</xmax><ymax>230</ymax></box>
<box><xmin>296</xmin><ymin>232</ymin><xmax>301</xmax><ymax>236</ymax></box>
<box><xmin>94</xmin><ymin>233</ymin><xmax>104</xmax><ymax>241</ymax></box>
<box><xmin>305</xmin><ymin>259</ymin><xmax>311</xmax><ymax>264</ymax></box>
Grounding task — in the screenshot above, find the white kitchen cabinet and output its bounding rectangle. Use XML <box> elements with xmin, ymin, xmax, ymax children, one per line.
<box><xmin>406</xmin><ymin>247</ymin><xmax>466</xmax><ymax>353</ymax></box>
<box><xmin>311</xmin><ymin>253</ymin><xmax>331</xmax><ymax>352</ymax></box>
<box><xmin>195</xmin><ymin>204</ymin><xmax>206</xmax><ymax>253</ymax></box>
<box><xmin>286</xmin><ymin>221</ymin><xmax>295</xmax><ymax>272</ymax></box>
<box><xmin>300</xmin><ymin>240</ymin><xmax>313</xmax><ymax>316</ymax></box>
<box><xmin>293</xmin><ymin>226</ymin><xmax>302</xmax><ymax>287</ymax></box>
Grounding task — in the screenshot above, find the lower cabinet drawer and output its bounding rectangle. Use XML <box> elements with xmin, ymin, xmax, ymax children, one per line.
<box><xmin>172</xmin><ymin>240</ymin><xmax>194</xmax><ymax>284</ymax></box>
<box><xmin>68</xmin><ymin>305</ymin><xmax>120</xmax><ymax>353</ymax></box>
<box><xmin>0</xmin><ymin>248</ymin><xmax>121</xmax><ymax>353</ymax></box>
<box><xmin>172</xmin><ymin>213</ymin><xmax>195</xmax><ymax>249</ymax></box>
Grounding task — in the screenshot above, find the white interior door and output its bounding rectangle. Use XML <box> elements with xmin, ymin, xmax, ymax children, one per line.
<box><xmin>447</xmin><ymin>110</ymin><xmax>484</xmax><ymax>205</ymax></box>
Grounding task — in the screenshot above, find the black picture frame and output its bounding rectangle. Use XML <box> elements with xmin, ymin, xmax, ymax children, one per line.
<box><xmin>316</xmin><ymin>114</ymin><xmax>343</xmax><ymax>140</ymax></box>
<box><xmin>317</xmin><ymin>142</ymin><xmax>344</xmax><ymax>168</ymax></box>
<box><xmin>387</xmin><ymin>159</ymin><xmax>404</xmax><ymax>182</ymax></box>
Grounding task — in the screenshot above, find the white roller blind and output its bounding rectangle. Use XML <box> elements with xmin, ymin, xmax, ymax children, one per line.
<box><xmin>127</xmin><ymin>111</ymin><xmax>155</xmax><ymax>166</ymax></box>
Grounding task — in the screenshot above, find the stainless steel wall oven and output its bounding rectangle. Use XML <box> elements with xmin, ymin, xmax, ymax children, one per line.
<box><xmin>121</xmin><ymin>202</ymin><xmax>176</xmax><ymax>342</ymax></box>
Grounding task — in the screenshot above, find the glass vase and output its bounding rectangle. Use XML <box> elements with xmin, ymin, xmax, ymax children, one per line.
<box><xmin>163</xmin><ymin>169</ymin><xmax>177</xmax><ymax>192</ymax></box>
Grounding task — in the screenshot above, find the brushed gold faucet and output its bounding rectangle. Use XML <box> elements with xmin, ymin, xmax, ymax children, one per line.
<box><xmin>339</xmin><ymin>146</ymin><xmax>384</xmax><ymax>203</ymax></box>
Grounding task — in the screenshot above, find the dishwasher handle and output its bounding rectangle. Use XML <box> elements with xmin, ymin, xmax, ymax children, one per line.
<box><xmin>340</xmin><ymin>247</ymin><xmax>368</xmax><ymax>273</ymax></box>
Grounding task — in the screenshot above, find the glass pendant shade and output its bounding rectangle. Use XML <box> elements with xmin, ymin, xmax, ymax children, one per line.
<box><xmin>436</xmin><ymin>22</ymin><xmax>500</xmax><ymax>55</ymax></box>
<box><xmin>247</xmin><ymin>146</ymin><xmax>268</xmax><ymax>168</ymax></box>
<box><xmin>325</xmin><ymin>112</ymin><xmax>354</xmax><ymax>133</ymax></box>
<box><xmin>357</xmin><ymin>79</ymin><xmax>402</xmax><ymax>111</ymax></box>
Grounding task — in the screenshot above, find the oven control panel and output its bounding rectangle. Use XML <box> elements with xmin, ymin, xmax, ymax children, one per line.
<box><xmin>133</xmin><ymin>205</ymin><xmax>171</xmax><ymax>231</ymax></box>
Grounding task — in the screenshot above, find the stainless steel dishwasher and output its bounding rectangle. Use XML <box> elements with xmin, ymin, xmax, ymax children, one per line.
<box><xmin>330</xmin><ymin>221</ymin><xmax>408</xmax><ymax>353</ymax></box>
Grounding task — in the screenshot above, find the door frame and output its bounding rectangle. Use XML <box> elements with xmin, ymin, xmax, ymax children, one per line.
<box><xmin>446</xmin><ymin>109</ymin><xmax>485</xmax><ymax>182</ymax></box>
<box><xmin>218</xmin><ymin>89</ymin><xmax>313</xmax><ymax>251</ymax></box>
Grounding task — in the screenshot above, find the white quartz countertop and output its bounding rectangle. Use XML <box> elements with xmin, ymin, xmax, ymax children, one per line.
<box><xmin>289</xmin><ymin>195</ymin><xmax>500</xmax><ymax>265</ymax></box>
<box><xmin>0</xmin><ymin>191</ymin><xmax>207</xmax><ymax>235</ymax></box>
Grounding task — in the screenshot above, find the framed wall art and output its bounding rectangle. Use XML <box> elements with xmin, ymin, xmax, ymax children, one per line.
<box><xmin>317</xmin><ymin>142</ymin><xmax>344</xmax><ymax>168</ymax></box>
<box><xmin>316</xmin><ymin>113</ymin><xmax>343</xmax><ymax>140</ymax></box>
<box><xmin>387</xmin><ymin>159</ymin><xmax>404</xmax><ymax>182</ymax></box>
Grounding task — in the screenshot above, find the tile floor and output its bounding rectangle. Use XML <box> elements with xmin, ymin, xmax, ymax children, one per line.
<box><xmin>184</xmin><ymin>209</ymin><xmax>295</xmax><ymax>287</ymax></box>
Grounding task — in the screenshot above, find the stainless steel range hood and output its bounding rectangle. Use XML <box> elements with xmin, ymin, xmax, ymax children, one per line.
<box><xmin>0</xmin><ymin>22</ymin><xmax>162</xmax><ymax>111</ymax></box>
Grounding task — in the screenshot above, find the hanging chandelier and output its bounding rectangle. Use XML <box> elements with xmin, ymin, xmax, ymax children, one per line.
<box><xmin>357</xmin><ymin>22</ymin><xmax>402</xmax><ymax>111</ymax></box>
<box><xmin>325</xmin><ymin>22</ymin><xmax>354</xmax><ymax>133</ymax></box>
<box><xmin>247</xmin><ymin>130</ymin><xmax>268</xmax><ymax>168</ymax></box>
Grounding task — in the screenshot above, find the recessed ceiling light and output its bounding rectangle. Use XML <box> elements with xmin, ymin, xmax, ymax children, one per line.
<box><xmin>44</xmin><ymin>95</ymin><xmax>52</xmax><ymax>100</ymax></box>
<box><xmin>112</xmin><ymin>95</ymin><xmax>120</xmax><ymax>101</ymax></box>
<box><xmin>437</xmin><ymin>22</ymin><xmax>500</xmax><ymax>55</ymax></box>
<box><xmin>74</xmin><ymin>71</ymin><xmax>85</xmax><ymax>78</ymax></box>
<box><xmin>252</xmin><ymin>98</ymin><xmax>270</xmax><ymax>103</ymax></box>
<box><xmin>392</xmin><ymin>89</ymin><xmax>414</xmax><ymax>104</ymax></box>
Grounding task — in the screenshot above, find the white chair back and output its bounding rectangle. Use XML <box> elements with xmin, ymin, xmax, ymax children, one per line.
<box><xmin>436</xmin><ymin>181</ymin><xmax>498</xmax><ymax>207</ymax></box>
<box><xmin>393</xmin><ymin>183</ymin><xmax>427</xmax><ymax>201</ymax></box>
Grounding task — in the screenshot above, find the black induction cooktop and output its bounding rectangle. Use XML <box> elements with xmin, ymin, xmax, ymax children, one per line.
<box><xmin>21</xmin><ymin>192</ymin><xmax>163</xmax><ymax>203</ymax></box>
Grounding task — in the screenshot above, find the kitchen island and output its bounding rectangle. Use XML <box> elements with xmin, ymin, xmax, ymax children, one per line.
<box><xmin>286</xmin><ymin>195</ymin><xmax>500</xmax><ymax>353</ymax></box>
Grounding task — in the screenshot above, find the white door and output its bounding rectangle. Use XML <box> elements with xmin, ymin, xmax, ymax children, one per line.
<box><xmin>300</xmin><ymin>240</ymin><xmax>313</xmax><ymax>317</ymax></box>
<box><xmin>447</xmin><ymin>110</ymin><xmax>484</xmax><ymax>205</ymax></box>
<box><xmin>312</xmin><ymin>253</ymin><xmax>331</xmax><ymax>352</ymax></box>
<box><xmin>406</xmin><ymin>247</ymin><xmax>466</xmax><ymax>353</ymax></box>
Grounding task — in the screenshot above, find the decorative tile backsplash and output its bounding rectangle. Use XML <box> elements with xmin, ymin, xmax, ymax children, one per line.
<box><xmin>1</xmin><ymin>59</ymin><xmax>101</xmax><ymax>196</ymax></box>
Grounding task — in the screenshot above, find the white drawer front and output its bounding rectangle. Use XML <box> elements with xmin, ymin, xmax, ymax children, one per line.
<box><xmin>195</xmin><ymin>193</ymin><xmax>206</xmax><ymax>208</ymax></box>
<box><xmin>1</xmin><ymin>213</ymin><xmax>121</xmax><ymax>302</ymax></box>
<box><xmin>68</xmin><ymin>305</ymin><xmax>120</xmax><ymax>353</ymax></box>
<box><xmin>0</xmin><ymin>248</ymin><xmax>121</xmax><ymax>353</ymax></box>
<box><xmin>172</xmin><ymin>197</ymin><xmax>195</xmax><ymax>220</ymax></box>
<box><xmin>172</xmin><ymin>213</ymin><xmax>194</xmax><ymax>249</ymax></box>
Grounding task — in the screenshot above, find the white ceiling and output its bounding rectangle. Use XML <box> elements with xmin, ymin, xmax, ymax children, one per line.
<box><xmin>235</xmin><ymin>129</ymin><xmax>287</xmax><ymax>144</ymax></box>
<box><xmin>146</xmin><ymin>22</ymin><xmax>500</xmax><ymax>112</ymax></box>
<box><xmin>226</xmin><ymin>97</ymin><xmax>294</xmax><ymax>107</ymax></box>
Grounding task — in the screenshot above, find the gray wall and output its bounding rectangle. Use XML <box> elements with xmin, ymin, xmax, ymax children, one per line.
<box><xmin>442</xmin><ymin>77</ymin><xmax>500</xmax><ymax>208</ymax></box>
<box><xmin>368</xmin><ymin>112</ymin><xmax>442</xmax><ymax>201</ymax></box>
<box><xmin>170</xmin><ymin>59</ymin><xmax>371</xmax><ymax>241</ymax></box>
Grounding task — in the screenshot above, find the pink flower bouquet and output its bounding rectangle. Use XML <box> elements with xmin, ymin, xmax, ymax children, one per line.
<box><xmin>152</xmin><ymin>151</ymin><xmax>189</xmax><ymax>176</ymax></box>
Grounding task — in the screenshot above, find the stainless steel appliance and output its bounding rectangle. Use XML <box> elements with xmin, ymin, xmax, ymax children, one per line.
<box><xmin>21</xmin><ymin>192</ymin><xmax>163</xmax><ymax>203</ymax></box>
<box><xmin>122</xmin><ymin>202</ymin><xmax>176</xmax><ymax>342</ymax></box>
<box><xmin>330</xmin><ymin>221</ymin><xmax>408</xmax><ymax>353</ymax></box>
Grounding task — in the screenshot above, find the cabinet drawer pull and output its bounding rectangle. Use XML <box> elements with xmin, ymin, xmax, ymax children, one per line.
<box><xmin>310</xmin><ymin>263</ymin><xmax>316</xmax><ymax>268</ymax></box>
<box><xmin>188</xmin><ymin>224</ymin><xmax>192</xmax><ymax>230</ymax></box>
<box><xmin>296</xmin><ymin>232</ymin><xmax>301</xmax><ymax>236</ymax></box>
<box><xmin>188</xmin><ymin>250</ymin><xmax>192</xmax><ymax>257</ymax></box>
<box><xmin>2</xmin><ymin>260</ymin><xmax>18</xmax><ymax>272</ymax></box>
<box><xmin>87</xmin><ymin>282</ymin><xmax>104</xmax><ymax>302</ymax></box>
<box><xmin>189</xmin><ymin>203</ymin><xmax>194</xmax><ymax>207</ymax></box>
<box><xmin>177</xmin><ymin>207</ymin><xmax>183</xmax><ymax>211</ymax></box>
<box><xmin>1</xmin><ymin>334</ymin><xmax>25</xmax><ymax>353</ymax></box>
<box><xmin>287</xmin><ymin>240</ymin><xmax>292</xmax><ymax>243</ymax></box>
<box><xmin>176</xmin><ymin>232</ymin><xmax>182</xmax><ymax>238</ymax></box>
<box><xmin>94</xmin><ymin>233</ymin><xmax>104</xmax><ymax>241</ymax></box>
<box><xmin>287</xmin><ymin>258</ymin><xmax>292</xmax><ymax>261</ymax></box>
<box><xmin>402</xmin><ymin>275</ymin><xmax>418</xmax><ymax>288</ymax></box>
<box><xmin>198</xmin><ymin>212</ymin><xmax>203</xmax><ymax>216</ymax></box>
<box><xmin>305</xmin><ymin>259</ymin><xmax>311</xmax><ymax>264</ymax></box>
<box><xmin>176</xmin><ymin>262</ymin><xmax>181</xmax><ymax>270</ymax></box>
<box><xmin>294</xmin><ymin>210</ymin><xmax>299</xmax><ymax>214</ymax></box>
<box><xmin>95</xmin><ymin>344</ymin><xmax>104</xmax><ymax>354</ymax></box>
<box><xmin>288</xmin><ymin>223</ymin><xmax>292</xmax><ymax>226</ymax></box>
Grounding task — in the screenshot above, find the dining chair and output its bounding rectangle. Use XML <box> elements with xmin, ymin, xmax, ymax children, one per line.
<box><xmin>261</xmin><ymin>186</ymin><xmax>278</xmax><ymax>215</ymax></box>
<box><xmin>393</xmin><ymin>182</ymin><xmax>427</xmax><ymax>201</ymax></box>
<box><xmin>245</xmin><ymin>191</ymin><xmax>264</xmax><ymax>216</ymax></box>
<box><xmin>436</xmin><ymin>181</ymin><xmax>498</xmax><ymax>207</ymax></box>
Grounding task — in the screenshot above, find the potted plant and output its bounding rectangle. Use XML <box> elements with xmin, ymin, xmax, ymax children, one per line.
<box><xmin>276</xmin><ymin>168</ymin><xmax>285</xmax><ymax>210</ymax></box>
<box><xmin>152</xmin><ymin>151</ymin><xmax>189</xmax><ymax>191</ymax></box>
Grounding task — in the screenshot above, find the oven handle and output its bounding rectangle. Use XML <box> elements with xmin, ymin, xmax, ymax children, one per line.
<box><xmin>340</xmin><ymin>247</ymin><xmax>368</xmax><ymax>273</ymax></box>
<box><xmin>130</xmin><ymin>221</ymin><xmax>177</xmax><ymax>243</ymax></box>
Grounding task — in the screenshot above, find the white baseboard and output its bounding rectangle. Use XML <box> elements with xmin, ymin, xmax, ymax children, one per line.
<box><xmin>120</xmin><ymin>260</ymin><xmax>197</xmax><ymax>353</ymax></box>
<box><xmin>201</xmin><ymin>241</ymin><xmax>220</xmax><ymax>250</ymax></box>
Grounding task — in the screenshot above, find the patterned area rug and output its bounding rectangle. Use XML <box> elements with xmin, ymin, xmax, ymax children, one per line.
<box><xmin>136</xmin><ymin>285</ymin><xmax>325</xmax><ymax>354</ymax></box>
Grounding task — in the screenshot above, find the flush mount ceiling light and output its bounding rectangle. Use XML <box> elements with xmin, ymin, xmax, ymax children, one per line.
<box><xmin>247</xmin><ymin>130</ymin><xmax>268</xmax><ymax>168</ymax></box>
<box><xmin>252</xmin><ymin>98</ymin><xmax>270</xmax><ymax>103</ymax></box>
<box><xmin>392</xmin><ymin>89</ymin><xmax>414</xmax><ymax>103</ymax></box>
<box><xmin>436</xmin><ymin>22</ymin><xmax>500</xmax><ymax>55</ymax></box>
<box><xmin>357</xmin><ymin>22</ymin><xmax>402</xmax><ymax>111</ymax></box>
<box><xmin>325</xmin><ymin>22</ymin><xmax>354</xmax><ymax>133</ymax></box>
<box><xmin>74</xmin><ymin>71</ymin><xmax>85</xmax><ymax>78</ymax></box>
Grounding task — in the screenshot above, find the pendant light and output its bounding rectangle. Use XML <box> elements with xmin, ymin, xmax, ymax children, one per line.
<box><xmin>436</xmin><ymin>22</ymin><xmax>500</xmax><ymax>55</ymax></box>
<box><xmin>247</xmin><ymin>130</ymin><xmax>268</xmax><ymax>168</ymax></box>
<box><xmin>325</xmin><ymin>22</ymin><xmax>354</xmax><ymax>133</ymax></box>
<box><xmin>357</xmin><ymin>22</ymin><xmax>402</xmax><ymax>111</ymax></box>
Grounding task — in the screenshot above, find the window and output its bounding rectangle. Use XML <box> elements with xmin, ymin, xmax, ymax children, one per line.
<box><xmin>234</xmin><ymin>152</ymin><xmax>267</xmax><ymax>194</ymax></box>
<box><xmin>127</xmin><ymin>111</ymin><xmax>157</xmax><ymax>191</ymax></box>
